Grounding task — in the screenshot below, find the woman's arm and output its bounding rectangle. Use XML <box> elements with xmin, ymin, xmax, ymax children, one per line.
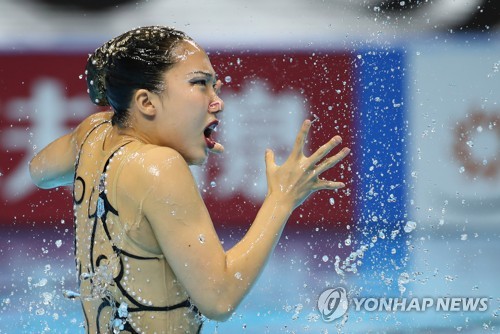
<box><xmin>137</xmin><ymin>120</ymin><xmax>350</xmax><ymax>320</ymax></box>
<box><xmin>29</xmin><ymin>132</ymin><xmax>78</xmax><ymax>189</ymax></box>
<box><xmin>29</xmin><ymin>111</ymin><xmax>113</xmax><ymax>189</ymax></box>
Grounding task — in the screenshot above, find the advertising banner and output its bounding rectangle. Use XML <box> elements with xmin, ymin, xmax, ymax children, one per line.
<box><xmin>409</xmin><ymin>45</ymin><xmax>500</xmax><ymax>229</ymax></box>
<box><xmin>0</xmin><ymin>51</ymin><xmax>360</xmax><ymax>229</ymax></box>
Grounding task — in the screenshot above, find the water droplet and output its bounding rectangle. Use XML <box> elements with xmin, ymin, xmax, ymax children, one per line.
<box><xmin>55</xmin><ymin>240</ymin><xmax>63</xmax><ymax>248</ymax></box>
<box><xmin>80</xmin><ymin>272</ymin><xmax>92</xmax><ymax>280</ymax></box>
<box><xmin>198</xmin><ymin>234</ymin><xmax>205</xmax><ymax>244</ymax></box>
<box><xmin>460</xmin><ymin>234</ymin><xmax>468</xmax><ymax>241</ymax></box>
<box><xmin>404</xmin><ymin>221</ymin><xmax>417</xmax><ymax>233</ymax></box>
<box><xmin>322</xmin><ymin>255</ymin><xmax>329</xmax><ymax>262</ymax></box>
<box><xmin>328</xmin><ymin>197</ymin><xmax>335</xmax><ymax>205</ymax></box>
<box><xmin>34</xmin><ymin>278</ymin><xmax>48</xmax><ymax>287</ymax></box>
<box><xmin>63</xmin><ymin>290</ymin><xmax>81</xmax><ymax>299</ymax></box>
<box><xmin>459</xmin><ymin>166</ymin><xmax>465</xmax><ymax>174</ymax></box>
<box><xmin>398</xmin><ymin>272</ymin><xmax>410</xmax><ymax>284</ymax></box>
<box><xmin>224</xmin><ymin>76</ymin><xmax>232</xmax><ymax>83</ymax></box>
<box><xmin>234</xmin><ymin>272</ymin><xmax>242</xmax><ymax>280</ymax></box>
<box><xmin>42</xmin><ymin>292</ymin><xmax>53</xmax><ymax>305</ymax></box>
<box><xmin>210</xmin><ymin>181</ymin><xmax>217</xmax><ymax>188</ymax></box>
<box><xmin>387</xmin><ymin>194</ymin><xmax>396</xmax><ymax>203</ymax></box>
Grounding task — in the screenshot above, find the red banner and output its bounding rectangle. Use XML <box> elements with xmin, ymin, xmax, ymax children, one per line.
<box><xmin>0</xmin><ymin>51</ymin><xmax>356</xmax><ymax>229</ymax></box>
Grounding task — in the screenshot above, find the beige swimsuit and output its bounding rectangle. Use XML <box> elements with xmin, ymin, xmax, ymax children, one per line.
<box><xmin>71</xmin><ymin>120</ymin><xmax>203</xmax><ymax>334</ymax></box>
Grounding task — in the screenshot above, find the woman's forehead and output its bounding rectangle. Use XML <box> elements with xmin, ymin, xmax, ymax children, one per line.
<box><xmin>172</xmin><ymin>40</ymin><xmax>202</xmax><ymax>60</ymax></box>
<box><xmin>171</xmin><ymin>41</ymin><xmax>215</xmax><ymax>76</ymax></box>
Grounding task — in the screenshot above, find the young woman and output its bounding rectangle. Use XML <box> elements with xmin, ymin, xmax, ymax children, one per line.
<box><xmin>29</xmin><ymin>26</ymin><xmax>351</xmax><ymax>333</ymax></box>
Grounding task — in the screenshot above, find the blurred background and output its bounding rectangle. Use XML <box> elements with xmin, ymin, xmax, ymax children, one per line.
<box><xmin>0</xmin><ymin>0</ymin><xmax>499</xmax><ymax>333</ymax></box>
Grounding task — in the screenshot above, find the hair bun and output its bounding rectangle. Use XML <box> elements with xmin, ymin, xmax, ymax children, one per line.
<box><xmin>85</xmin><ymin>49</ymin><xmax>110</xmax><ymax>106</ymax></box>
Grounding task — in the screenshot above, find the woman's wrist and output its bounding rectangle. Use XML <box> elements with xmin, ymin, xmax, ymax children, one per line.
<box><xmin>264</xmin><ymin>192</ymin><xmax>295</xmax><ymax>215</ymax></box>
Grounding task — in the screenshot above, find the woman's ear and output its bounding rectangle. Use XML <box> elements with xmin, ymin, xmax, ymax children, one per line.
<box><xmin>133</xmin><ymin>89</ymin><xmax>158</xmax><ymax>118</ymax></box>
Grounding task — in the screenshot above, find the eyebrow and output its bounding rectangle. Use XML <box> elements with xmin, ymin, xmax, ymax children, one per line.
<box><xmin>188</xmin><ymin>71</ymin><xmax>217</xmax><ymax>81</ymax></box>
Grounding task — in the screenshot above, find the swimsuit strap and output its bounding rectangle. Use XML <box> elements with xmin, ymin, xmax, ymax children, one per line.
<box><xmin>74</xmin><ymin>119</ymin><xmax>110</xmax><ymax>174</ymax></box>
<box><xmin>74</xmin><ymin>128</ymin><xmax>201</xmax><ymax>332</ymax></box>
<box><xmin>94</xmin><ymin>142</ymin><xmax>196</xmax><ymax>313</ymax></box>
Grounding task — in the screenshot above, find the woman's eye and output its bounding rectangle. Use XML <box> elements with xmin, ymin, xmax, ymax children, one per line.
<box><xmin>193</xmin><ymin>79</ymin><xmax>207</xmax><ymax>86</ymax></box>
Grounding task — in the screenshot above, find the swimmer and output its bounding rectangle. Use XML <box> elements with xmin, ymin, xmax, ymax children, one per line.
<box><xmin>29</xmin><ymin>26</ymin><xmax>351</xmax><ymax>333</ymax></box>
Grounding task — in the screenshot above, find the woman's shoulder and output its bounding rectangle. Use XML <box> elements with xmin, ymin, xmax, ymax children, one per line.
<box><xmin>74</xmin><ymin>111</ymin><xmax>113</xmax><ymax>143</ymax></box>
<box><xmin>117</xmin><ymin>145</ymin><xmax>195</xmax><ymax>201</ymax></box>
<box><xmin>126</xmin><ymin>145</ymin><xmax>190</xmax><ymax>176</ymax></box>
<box><xmin>81</xmin><ymin>110</ymin><xmax>113</xmax><ymax>128</ymax></box>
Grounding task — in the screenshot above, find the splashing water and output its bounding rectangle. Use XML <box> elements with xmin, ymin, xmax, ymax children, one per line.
<box><xmin>403</xmin><ymin>221</ymin><xmax>417</xmax><ymax>233</ymax></box>
<box><xmin>397</xmin><ymin>272</ymin><xmax>410</xmax><ymax>294</ymax></box>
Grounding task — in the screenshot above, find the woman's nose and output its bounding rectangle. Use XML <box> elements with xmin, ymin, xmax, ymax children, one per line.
<box><xmin>208</xmin><ymin>96</ymin><xmax>224</xmax><ymax>113</ymax></box>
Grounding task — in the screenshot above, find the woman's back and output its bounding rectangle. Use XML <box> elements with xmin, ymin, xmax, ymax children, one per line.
<box><xmin>73</xmin><ymin>114</ymin><xmax>202</xmax><ymax>333</ymax></box>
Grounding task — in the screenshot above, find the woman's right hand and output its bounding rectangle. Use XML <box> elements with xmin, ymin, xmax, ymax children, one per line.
<box><xmin>264</xmin><ymin>119</ymin><xmax>351</xmax><ymax>209</ymax></box>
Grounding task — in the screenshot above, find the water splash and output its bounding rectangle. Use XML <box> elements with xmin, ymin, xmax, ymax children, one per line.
<box><xmin>403</xmin><ymin>221</ymin><xmax>417</xmax><ymax>233</ymax></box>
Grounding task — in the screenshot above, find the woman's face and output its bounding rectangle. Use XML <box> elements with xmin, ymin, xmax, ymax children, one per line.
<box><xmin>152</xmin><ymin>40</ymin><xmax>224</xmax><ymax>165</ymax></box>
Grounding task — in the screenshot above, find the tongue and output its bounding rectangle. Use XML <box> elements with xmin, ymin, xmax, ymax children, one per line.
<box><xmin>205</xmin><ymin>136</ymin><xmax>224</xmax><ymax>154</ymax></box>
<box><xmin>209</xmin><ymin>142</ymin><xmax>224</xmax><ymax>154</ymax></box>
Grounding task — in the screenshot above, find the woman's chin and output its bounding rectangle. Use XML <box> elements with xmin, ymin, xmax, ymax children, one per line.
<box><xmin>185</xmin><ymin>150</ymin><xmax>209</xmax><ymax>166</ymax></box>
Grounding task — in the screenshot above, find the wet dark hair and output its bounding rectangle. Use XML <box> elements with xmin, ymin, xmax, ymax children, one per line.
<box><xmin>85</xmin><ymin>26</ymin><xmax>193</xmax><ymax>126</ymax></box>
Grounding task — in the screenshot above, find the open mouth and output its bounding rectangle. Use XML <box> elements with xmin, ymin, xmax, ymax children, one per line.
<box><xmin>204</xmin><ymin>120</ymin><xmax>219</xmax><ymax>149</ymax></box>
